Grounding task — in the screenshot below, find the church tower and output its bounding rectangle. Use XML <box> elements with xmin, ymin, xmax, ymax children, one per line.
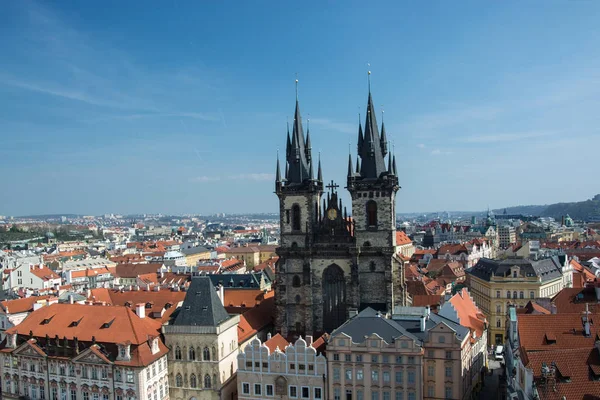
<box><xmin>274</xmin><ymin>87</ymin><xmax>324</xmax><ymax>337</ymax></box>
<box><xmin>346</xmin><ymin>81</ymin><xmax>407</xmax><ymax>311</ymax></box>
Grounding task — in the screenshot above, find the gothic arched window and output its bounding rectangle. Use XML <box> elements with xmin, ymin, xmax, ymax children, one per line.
<box><xmin>190</xmin><ymin>374</ymin><xmax>197</xmax><ymax>388</ymax></box>
<box><xmin>292</xmin><ymin>204</ymin><xmax>301</xmax><ymax>231</ymax></box>
<box><xmin>366</xmin><ymin>201</ymin><xmax>378</xmax><ymax>227</ymax></box>
<box><xmin>204</xmin><ymin>374</ymin><xmax>212</xmax><ymax>389</ymax></box>
<box><xmin>188</xmin><ymin>347</ymin><xmax>195</xmax><ymax>361</ymax></box>
<box><xmin>212</xmin><ymin>346</ymin><xmax>217</xmax><ymax>360</ymax></box>
<box><xmin>203</xmin><ymin>347</ymin><xmax>210</xmax><ymax>361</ymax></box>
<box><xmin>292</xmin><ymin>275</ymin><xmax>301</xmax><ymax>288</ymax></box>
<box><xmin>176</xmin><ymin>374</ymin><xmax>183</xmax><ymax>387</ymax></box>
<box><xmin>175</xmin><ymin>346</ymin><xmax>182</xmax><ymax>360</ymax></box>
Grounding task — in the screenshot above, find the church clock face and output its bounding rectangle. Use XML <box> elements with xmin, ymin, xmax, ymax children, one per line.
<box><xmin>327</xmin><ymin>208</ymin><xmax>338</xmax><ymax>220</ymax></box>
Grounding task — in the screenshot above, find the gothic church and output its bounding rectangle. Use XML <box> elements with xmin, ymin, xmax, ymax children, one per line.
<box><xmin>274</xmin><ymin>83</ymin><xmax>410</xmax><ymax>338</ymax></box>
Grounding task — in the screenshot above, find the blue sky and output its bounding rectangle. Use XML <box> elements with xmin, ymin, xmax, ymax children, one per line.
<box><xmin>1</xmin><ymin>1</ymin><xmax>600</xmax><ymax>216</ymax></box>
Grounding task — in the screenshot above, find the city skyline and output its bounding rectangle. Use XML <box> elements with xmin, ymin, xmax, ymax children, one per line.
<box><xmin>2</xmin><ymin>1</ymin><xmax>600</xmax><ymax>216</ymax></box>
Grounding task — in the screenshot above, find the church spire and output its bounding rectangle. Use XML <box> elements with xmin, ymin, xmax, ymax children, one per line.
<box><xmin>392</xmin><ymin>154</ymin><xmax>397</xmax><ymax>175</ymax></box>
<box><xmin>317</xmin><ymin>152</ymin><xmax>323</xmax><ymax>182</ymax></box>
<box><xmin>357</xmin><ymin>85</ymin><xmax>387</xmax><ymax>179</ymax></box>
<box><xmin>347</xmin><ymin>153</ymin><xmax>354</xmax><ymax>178</ymax></box>
<box><xmin>276</xmin><ymin>152</ymin><xmax>281</xmax><ymax>183</ymax></box>
<box><xmin>387</xmin><ymin>149</ymin><xmax>393</xmax><ymax>175</ymax></box>
<box><xmin>357</xmin><ymin>113</ymin><xmax>364</xmax><ymax>154</ymax></box>
<box><xmin>285</xmin><ymin>79</ymin><xmax>310</xmax><ymax>185</ymax></box>
<box><xmin>380</xmin><ymin>110</ymin><xmax>388</xmax><ymax>157</ymax></box>
<box><xmin>305</xmin><ymin>119</ymin><xmax>312</xmax><ymax>162</ymax></box>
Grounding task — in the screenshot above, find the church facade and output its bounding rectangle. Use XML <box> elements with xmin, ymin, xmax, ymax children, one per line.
<box><xmin>274</xmin><ymin>85</ymin><xmax>410</xmax><ymax>338</ymax></box>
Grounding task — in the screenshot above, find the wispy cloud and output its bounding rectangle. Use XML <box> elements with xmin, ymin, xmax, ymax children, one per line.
<box><xmin>459</xmin><ymin>131</ymin><xmax>553</xmax><ymax>143</ymax></box>
<box><xmin>417</xmin><ymin>143</ymin><xmax>426</xmax><ymax>149</ymax></box>
<box><xmin>431</xmin><ymin>149</ymin><xmax>453</xmax><ymax>156</ymax></box>
<box><xmin>190</xmin><ymin>176</ymin><xmax>220</xmax><ymax>183</ymax></box>
<box><xmin>229</xmin><ymin>173</ymin><xmax>275</xmax><ymax>181</ymax></box>
<box><xmin>310</xmin><ymin>118</ymin><xmax>356</xmax><ymax>135</ymax></box>
<box><xmin>400</xmin><ymin>106</ymin><xmax>502</xmax><ymax>135</ymax></box>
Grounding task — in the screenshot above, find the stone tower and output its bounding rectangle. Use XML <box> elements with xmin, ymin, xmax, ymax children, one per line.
<box><xmin>274</xmin><ymin>82</ymin><xmax>409</xmax><ymax>339</ymax></box>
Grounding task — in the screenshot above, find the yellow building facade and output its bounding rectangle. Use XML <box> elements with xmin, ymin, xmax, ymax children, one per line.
<box><xmin>466</xmin><ymin>256</ymin><xmax>572</xmax><ymax>345</ymax></box>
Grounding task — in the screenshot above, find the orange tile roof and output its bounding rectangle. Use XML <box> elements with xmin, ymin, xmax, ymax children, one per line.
<box><xmin>517</xmin><ymin>313</ymin><xmax>600</xmax><ymax>351</ymax></box>
<box><xmin>237</xmin><ymin>297</ymin><xmax>275</xmax><ymax>344</ymax></box>
<box><xmin>224</xmin><ymin>289</ymin><xmax>273</xmax><ymax>309</ymax></box>
<box><xmin>254</xmin><ymin>256</ymin><xmax>279</xmax><ymax>272</ymax></box>
<box><xmin>71</xmin><ymin>266</ymin><xmax>113</xmax><ymax>278</ymax></box>
<box><xmin>550</xmin><ymin>285</ymin><xmax>600</xmax><ymax>314</ymax></box>
<box><xmin>30</xmin><ymin>266</ymin><xmax>60</xmax><ymax>281</ymax></box>
<box><xmin>114</xmin><ymin>263</ymin><xmax>162</xmax><ymax>278</ymax></box>
<box><xmin>396</xmin><ymin>231</ymin><xmax>412</xmax><ymax>246</ymax></box>
<box><xmin>264</xmin><ymin>333</ymin><xmax>289</xmax><ymax>353</ymax></box>
<box><xmin>570</xmin><ymin>259</ymin><xmax>596</xmax><ymax>281</ymax></box>
<box><xmin>447</xmin><ymin>288</ymin><xmax>487</xmax><ymax>339</ymax></box>
<box><xmin>411</xmin><ymin>295</ymin><xmax>442</xmax><ymax>308</ymax></box>
<box><xmin>0</xmin><ymin>295</ymin><xmax>53</xmax><ymax>314</ymax></box>
<box><xmin>437</xmin><ymin>243</ymin><xmax>468</xmax><ymax>256</ymax></box>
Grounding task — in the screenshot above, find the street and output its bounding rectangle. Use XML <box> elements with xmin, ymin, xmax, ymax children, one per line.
<box><xmin>477</xmin><ymin>360</ymin><xmax>502</xmax><ymax>400</ymax></box>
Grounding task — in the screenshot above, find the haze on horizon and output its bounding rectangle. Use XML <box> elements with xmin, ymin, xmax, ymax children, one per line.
<box><xmin>1</xmin><ymin>1</ymin><xmax>599</xmax><ymax>217</ymax></box>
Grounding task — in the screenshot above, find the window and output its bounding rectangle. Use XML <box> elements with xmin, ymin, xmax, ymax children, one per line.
<box><xmin>445</xmin><ymin>351</ymin><xmax>452</xmax><ymax>359</ymax></box>
<box><xmin>438</xmin><ymin>335</ymin><xmax>446</xmax><ymax>343</ymax></box>
<box><xmin>496</xmin><ymin>304</ymin><xmax>501</xmax><ymax>313</ymax></box>
<box><xmin>69</xmin><ymin>365</ymin><xmax>75</xmax><ymax>376</ymax></box>
<box><xmin>408</xmin><ymin>371</ymin><xmax>415</xmax><ymax>384</ymax></box>
<box><xmin>52</xmin><ymin>387</ymin><xmax>58</xmax><ymax>400</ymax></box>
<box><xmin>203</xmin><ymin>346</ymin><xmax>210</xmax><ymax>361</ymax></box>
<box><xmin>383</xmin><ymin>392</ymin><xmax>390</xmax><ymax>400</ymax></box>
<box><xmin>175</xmin><ymin>346</ymin><xmax>182</xmax><ymax>360</ymax></box>
<box><xmin>428</xmin><ymin>365</ymin><xmax>435</xmax><ymax>377</ymax></box>
<box><xmin>338</xmin><ymin>339</ymin><xmax>346</xmax><ymax>346</ymax></box>
<box><xmin>395</xmin><ymin>392</ymin><xmax>403</xmax><ymax>400</ymax></box>
<box><xmin>266</xmin><ymin>384</ymin><xmax>274</xmax><ymax>396</ymax></box>
<box><xmin>513</xmin><ymin>291</ymin><xmax>517</xmax><ymax>299</ymax></box>
<box><xmin>357</xmin><ymin>390</ymin><xmax>364</xmax><ymax>400</ymax></box>
<box><xmin>91</xmin><ymin>367</ymin><xmax>98</xmax><ymax>380</ymax></box>
<box><xmin>82</xmin><ymin>366</ymin><xmax>88</xmax><ymax>378</ymax></box>
<box><xmin>189</xmin><ymin>347</ymin><xmax>196</xmax><ymax>360</ymax></box>
<box><xmin>286</xmin><ymin>210</ymin><xmax>290</xmax><ymax>224</ymax></box>
<box><xmin>530</xmin><ymin>291</ymin><xmax>535</xmax><ymax>299</ymax></box>
<box><xmin>395</xmin><ymin>370</ymin><xmax>403</xmax><ymax>383</ymax></box>
<box><xmin>383</xmin><ymin>355</ymin><xmax>389</xmax><ymax>363</ymax></box>
<box><xmin>496</xmin><ymin>318</ymin><xmax>501</xmax><ymax>328</ymax></box>
<box><xmin>176</xmin><ymin>374</ymin><xmax>183</xmax><ymax>387</ymax></box>
<box><xmin>372</xmin><ymin>369</ymin><xmax>379</xmax><ymax>382</ymax></box>
<box><xmin>513</xmin><ymin>270</ymin><xmax>517</xmax><ymax>278</ymax></box>
<box><xmin>372</xmin><ymin>355</ymin><xmax>379</xmax><ymax>363</ymax></box>
<box><xmin>147</xmin><ymin>369</ymin><xmax>151</xmax><ymax>380</ymax></box>
<box><xmin>314</xmin><ymin>388</ymin><xmax>322</xmax><ymax>399</ymax></box>
<box><xmin>292</xmin><ymin>275</ymin><xmax>301</xmax><ymax>287</ymax></box>
<box><xmin>71</xmin><ymin>390</ymin><xmax>77</xmax><ymax>400</ymax></box>
<box><xmin>507</xmin><ymin>291</ymin><xmax>511</xmax><ymax>299</ymax></box>
<box><xmin>334</xmin><ymin>388</ymin><xmax>341</xmax><ymax>400</ymax></box>
<box><xmin>428</xmin><ymin>386</ymin><xmax>435</xmax><ymax>397</ymax></box>
<box><xmin>292</xmin><ymin>205</ymin><xmax>301</xmax><ymax>231</ymax></box>
<box><xmin>302</xmin><ymin>387</ymin><xmax>310</xmax><ymax>398</ymax></box>
<box><xmin>254</xmin><ymin>383</ymin><xmax>262</xmax><ymax>395</ymax></box>
<box><xmin>115</xmin><ymin>369</ymin><xmax>122</xmax><ymax>382</ymax></box>
<box><xmin>31</xmin><ymin>362</ymin><xmax>36</xmax><ymax>372</ymax></box>
<box><xmin>333</xmin><ymin>354</ymin><xmax>340</xmax><ymax>361</ymax></box>
<box><xmin>289</xmin><ymin>385</ymin><xmax>298</xmax><ymax>398</ymax></box>
<box><xmin>334</xmin><ymin>367</ymin><xmax>340</xmax><ymax>380</ymax></box>
<box><xmin>383</xmin><ymin>371</ymin><xmax>390</xmax><ymax>383</ymax></box>
<box><xmin>345</xmin><ymin>354</ymin><xmax>352</xmax><ymax>362</ymax></box>
<box><xmin>371</xmin><ymin>340</ymin><xmax>379</xmax><ymax>347</ymax></box>
<box><xmin>126</xmin><ymin>370</ymin><xmax>134</xmax><ymax>383</ymax></box>
<box><xmin>83</xmin><ymin>392</ymin><xmax>89</xmax><ymax>400</ymax></box>
<box><xmin>408</xmin><ymin>356</ymin><xmax>415</xmax><ymax>364</ymax></box>
<box><xmin>396</xmin><ymin>356</ymin><xmax>403</xmax><ymax>364</ymax></box>
<box><xmin>496</xmin><ymin>290</ymin><xmax>500</xmax><ymax>298</ymax></box>
<box><xmin>190</xmin><ymin>374</ymin><xmax>197</xmax><ymax>388</ymax></box>
<box><xmin>356</xmin><ymin>369</ymin><xmax>364</xmax><ymax>380</ymax></box>
<box><xmin>290</xmin><ymin>363</ymin><xmax>296</xmax><ymax>370</ymax></box>
<box><xmin>445</xmin><ymin>366</ymin><xmax>452</xmax><ymax>377</ymax></box>
<box><xmin>372</xmin><ymin>392</ymin><xmax>380</xmax><ymax>400</ymax></box>
<box><xmin>204</xmin><ymin>374</ymin><xmax>212</xmax><ymax>388</ymax></box>
<box><xmin>445</xmin><ymin>387</ymin><xmax>452</xmax><ymax>399</ymax></box>
<box><xmin>242</xmin><ymin>383</ymin><xmax>250</xmax><ymax>394</ymax></box>
<box><xmin>520</xmin><ymin>291</ymin><xmax>524</xmax><ymax>299</ymax></box>
<box><xmin>356</xmin><ymin>354</ymin><xmax>363</xmax><ymax>362</ymax></box>
<box><xmin>367</xmin><ymin>200</ymin><xmax>378</xmax><ymax>227</ymax></box>
<box><xmin>345</xmin><ymin>369</ymin><xmax>352</xmax><ymax>380</ymax></box>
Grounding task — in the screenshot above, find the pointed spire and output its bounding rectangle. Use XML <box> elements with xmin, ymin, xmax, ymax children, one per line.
<box><xmin>356</xmin><ymin>157</ymin><xmax>361</xmax><ymax>174</ymax></box>
<box><xmin>357</xmin><ymin>113</ymin><xmax>364</xmax><ymax>153</ymax></box>
<box><xmin>285</xmin><ymin>161</ymin><xmax>289</xmax><ymax>181</ymax></box>
<box><xmin>380</xmin><ymin>110</ymin><xmax>388</xmax><ymax>156</ymax></box>
<box><xmin>347</xmin><ymin>153</ymin><xmax>354</xmax><ymax>178</ymax></box>
<box><xmin>286</xmin><ymin>121</ymin><xmax>291</xmax><ymax>159</ymax></box>
<box><xmin>388</xmin><ymin>150</ymin><xmax>393</xmax><ymax>175</ymax></box>
<box><xmin>305</xmin><ymin>118</ymin><xmax>312</xmax><ymax>162</ymax></box>
<box><xmin>285</xmin><ymin>79</ymin><xmax>310</xmax><ymax>185</ymax></box>
<box><xmin>358</xmin><ymin>88</ymin><xmax>387</xmax><ymax>179</ymax></box>
<box><xmin>276</xmin><ymin>151</ymin><xmax>281</xmax><ymax>183</ymax></box>
<box><xmin>317</xmin><ymin>152</ymin><xmax>323</xmax><ymax>182</ymax></box>
<box><xmin>393</xmin><ymin>154</ymin><xmax>397</xmax><ymax>175</ymax></box>
<box><xmin>308</xmin><ymin>158</ymin><xmax>314</xmax><ymax>180</ymax></box>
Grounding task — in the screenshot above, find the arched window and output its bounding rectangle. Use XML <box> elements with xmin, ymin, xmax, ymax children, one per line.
<box><xmin>506</xmin><ymin>291</ymin><xmax>511</xmax><ymax>299</ymax></box>
<box><xmin>175</xmin><ymin>346</ymin><xmax>182</xmax><ymax>360</ymax></box>
<box><xmin>513</xmin><ymin>291</ymin><xmax>517</xmax><ymax>299</ymax></box>
<box><xmin>204</xmin><ymin>374</ymin><xmax>212</xmax><ymax>389</ymax></box>
<box><xmin>366</xmin><ymin>201</ymin><xmax>377</xmax><ymax>227</ymax></box>
<box><xmin>203</xmin><ymin>347</ymin><xmax>210</xmax><ymax>361</ymax></box>
<box><xmin>190</xmin><ymin>374</ymin><xmax>197</xmax><ymax>388</ymax></box>
<box><xmin>363</xmin><ymin>241</ymin><xmax>371</xmax><ymax>247</ymax></box>
<box><xmin>519</xmin><ymin>291</ymin><xmax>524</xmax><ymax>299</ymax></box>
<box><xmin>213</xmin><ymin>373</ymin><xmax>217</xmax><ymax>388</ymax></box>
<box><xmin>292</xmin><ymin>275</ymin><xmax>301</xmax><ymax>287</ymax></box>
<box><xmin>292</xmin><ymin>205</ymin><xmax>301</xmax><ymax>231</ymax></box>
<box><xmin>188</xmin><ymin>347</ymin><xmax>195</xmax><ymax>361</ymax></box>
<box><xmin>295</xmin><ymin>295</ymin><xmax>301</xmax><ymax>303</ymax></box>
<box><xmin>212</xmin><ymin>346</ymin><xmax>217</xmax><ymax>360</ymax></box>
<box><xmin>496</xmin><ymin>319</ymin><xmax>501</xmax><ymax>328</ymax></box>
<box><xmin>496</xmin><ymin>304</ymin><xmax>501</xmax><ymax>313</ymax></box>
<box><xmin>176</xmin><ymin>374</ymin><xmax>183</xmax><ymax>387</ymax></box>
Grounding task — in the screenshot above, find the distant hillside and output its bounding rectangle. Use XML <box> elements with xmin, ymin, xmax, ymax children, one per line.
<box><xmin>495</xmin><ymin>194</ymin><xmax>600</xmax><ymax>222</ymax></box>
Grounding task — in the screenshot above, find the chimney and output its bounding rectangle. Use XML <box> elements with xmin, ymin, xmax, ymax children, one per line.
<box><xmin>68</xmin><ymin>294</ymin><xmax>74</xmax><ymax>304</ymax></box>
<box><xmin>425</xmin><ymin>305</ymin><xmax>431</xmax><ymax>319</ymax></box>
<box><xmin>154</xmin><ymin>285</ymin><xmax>160</xmax><ymax>292</ymax></box>
<box><xmin>219</xmin><ymin>284</ymin><xmax>224</xmax><ymax>306</ymax></box>
<box><xmin>306</xmin><ymin>335</ymin><xmax>313</xmax><ymax>345</ymax></box>
<box><xmin>136</xmin><ymin>303</ymin><xmax>146</xmax><ymax>319</ymax></box>
<box><xmin>86</xmin><ymin>289</ymin><xmax>91</xmax><ymax>299</ymax></box>
<box><xmin>33</xmin><ymin>302</ymin><xmax>43</xmax><ymax>311</ymax></box>
<box><xmin>420</xmin><ymin>315</ymin><xmax>426</xmax><ymax>332</ymax></box>
<box><xmin>267</xmin><ymin>332</ymin><xmax>272</xmax><ymax>340</ymax></box>
<box><xmin>551</xmin><ymin>303</ymin><xmax>557</xmax><ymax>314</ymax></box>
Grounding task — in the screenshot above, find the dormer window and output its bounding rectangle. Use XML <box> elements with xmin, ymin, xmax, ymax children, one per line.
<box><xmin>151</xmin><ymin>337</ymin><xmax>160</xmax><ymax>355</ymax></box>
<box><xmin>118</xmin><ymin>343</ymin><xmax>131</xmax><ymax>361</ymax></box>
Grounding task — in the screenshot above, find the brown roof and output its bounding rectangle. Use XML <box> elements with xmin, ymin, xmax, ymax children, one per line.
<box><xmin>406</xmin><ymin>280</ymin><xmax>430</xmax><ymax>296</ymax></box>
<box><xmin>0</xmin><ymin>295</ymin><xmax>53</xmax><ymax>314</ymax></box>
<box><xmin>71</xmin><ymin>266</ymin><xmax>113</xmax><ymax>278</ymax></box>
<box><xmin>223</xmin><ymin>289</ymin><xmax>274</xmax><ymax>310</ymax></box>
<box><xmin>447</xmin><ymin>288</ymin><xmax>486</xmax><ymax>340</ymax></box>
<box><xmin>524</xmin><ymin>347</ymin><xmax>600</xmax><ymax>400</ymax></box>
<box><xmin>518</xmin><ymin>313</ymin><xmax>600</xmax><ymax>351</ymax></box>
<box><xmin>426</xmin><ymin>259</ymin><xmax>450</xmax><ymax>273</ymax></box>
<box><xmin>30</xmin><ymin>266</ymin><xmax>60</xmax><ymax>281</ymax></box>
<box><xmin>226</xmin><ymin>246</ymin><xmax>261</xmax><ymax>254</ymax></box>
<box><xmin>396</xmin><ymin>231</ymin><xmax>412</xmax><ymax>246</ymax></box>
<box><xmin>264</xmin><ymin>333</ymin><xmax>289</xmax><ymax>353</ymax></box>
<box><xmin>114</xmin><ymin>263</ymin><xmax>162</xmax><ymax>278</ymax></box>
<box><xmin>551</xmin><ymin>285</ymin><xmax>600</xmax><ymax>314</ymax></box>
<box><xmin>411</xmin><ymin>295</ymin><xmax>442</xmax><ymax>308</ymax></box>
<box><xmin>237</xmin><ymin>297</ymin><xmax>275</xmax><ymax>344</ymax></box>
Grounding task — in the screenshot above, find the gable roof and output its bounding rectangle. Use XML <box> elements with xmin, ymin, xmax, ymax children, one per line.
<box><xmin>264</xmin><ymin>333</ymin><xmax>289</xmax><ymax>353</ymax></box>
<box><xmin>173</xmin><ymin>276</ymin><xmax>231</xmax><ymax>327</ymax></box>
<box><xmin>30</xmin><ymin>266</ymin><xmax>60</xmax><ymax>281</ymax></box>
<box><xmin>0</xmin><ymin>295</ymin><xmax>53</xmax><ymax>314</ymax></box>
<box><xmin>114</xmin><ymin>263</ymin><xmax>162</xmax><ymax>278</ymax></box>
<box><xmin>445</xmin><ymin>288</ymin><xmax>487</xmax><ymax>339</ymax></box>
<box><xmin>517</xmin><ymin>313</ymin><xmax>600</xmax><ymax>351</ymax></box>
<box><xmin>396</xmin><ymin>231</ymin><xmax>412</xmax><ymax>246</ymax></box>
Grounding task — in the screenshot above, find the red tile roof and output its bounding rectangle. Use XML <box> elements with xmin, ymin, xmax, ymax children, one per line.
<box><xmin>396</xmin><ymin>231</ymin><xmax>412</xmax><ymax>246</ymax></box>
<box><xmin>30</xmin><ymin>266</ymin><xmax>60</xmax><ymax>281</ymax></box>
<box><xmin>551</xmin><ymin>285</ymin><xmax>600</xmax><ymax>314</ymax></box>
<box><xmin>264</xmin><ymin>333</ymin><xmax>289</xmax><ymax>353</ymax></box>
<box><xmin>0</xmin><ymin>295</ymin><xmax>53</xmax><ymax>314</ymax></box>
<box><xmin>114</xmin><ymin>263</ymin><xmax>162</xmax><ymax>278</ymax></box>
<box><xmin>237</xmin><ymin>297</ymin><xmax>275</xmax><ymax>344</ymax></box>
<box><xmin>447</xmin><ymin>288</ymin><xmax>487</xmax><ymax>340</ymax></box>
<box><xmin>518</xmin><ymin>313</ymin><xmax>600</xmax><ymax>351</ymax></box>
